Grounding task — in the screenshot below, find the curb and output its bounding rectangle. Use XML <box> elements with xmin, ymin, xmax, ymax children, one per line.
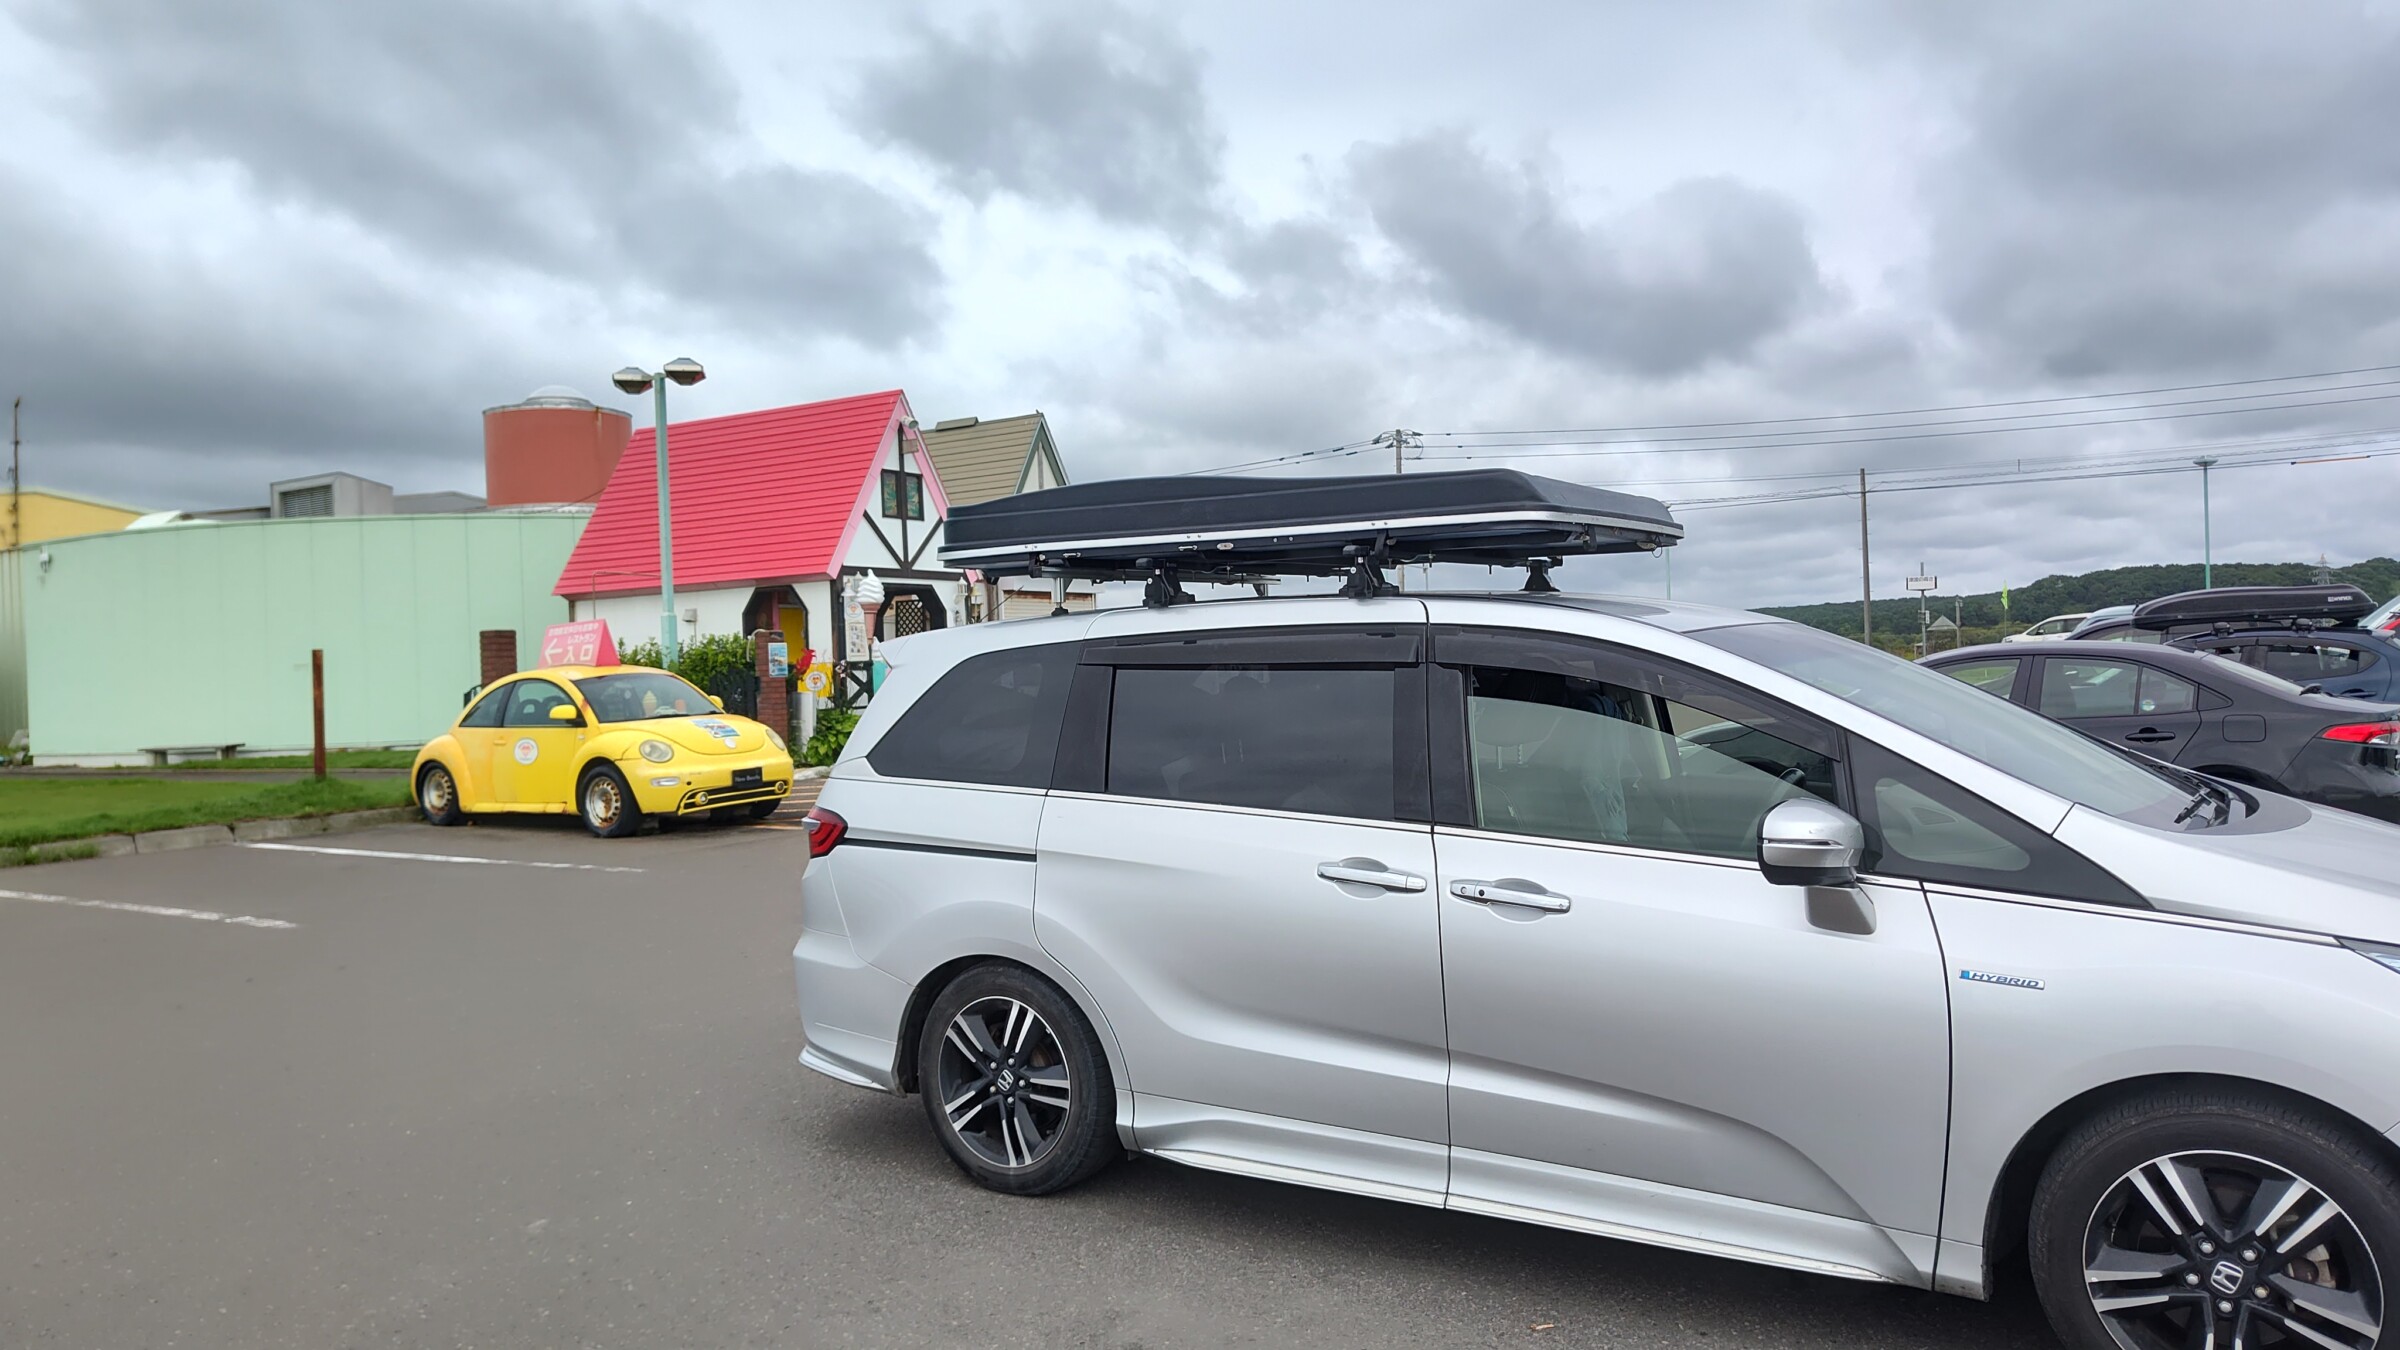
<box><xmin>229</xmin><ymin>807</ymin><xmax>419</xmax><ymax>842</ymax></box>
<box><xmin>8</xmin><ymin>807</ymin><xmax>420</xmax><ymax>869</ymax></box>
<box><xmin>794</xmin><ymin>765</ymin><xmax>832</xmax><ymax>781</ymax></box>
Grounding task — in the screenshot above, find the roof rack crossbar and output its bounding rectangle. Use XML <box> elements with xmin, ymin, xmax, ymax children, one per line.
<box><xmin>1337</xmin><ymin>540</ymin><xmax>1398</xmax><ymax>600</ymax></box>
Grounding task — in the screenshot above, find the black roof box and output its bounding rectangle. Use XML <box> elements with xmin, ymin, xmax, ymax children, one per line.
<box><xmin>940</xmin><ymin>469</ymin><xmax>1682</xmax><ymax>581</ymax></box>
<box><xmin>2131</xmin><ymin>584</ymin><xmax>2374</xmax><ymax>632</ymax></box>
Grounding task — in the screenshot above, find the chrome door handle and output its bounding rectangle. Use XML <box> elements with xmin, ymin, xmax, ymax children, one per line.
<box><xmin>1449</xmin><ymin>879</ymin><xmax>1573</xmax><ymax>913</ymax></box>
<box><xmin>1315</xmin><ymin>861</ymin><xmax>1427</xmax><ymax>892</ymax></box>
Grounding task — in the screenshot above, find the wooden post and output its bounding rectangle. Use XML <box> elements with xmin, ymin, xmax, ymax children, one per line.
<box><xmin>311</xmin><ymin>649</ymin><xmax>326</xmax><ymax>781</ymax></box>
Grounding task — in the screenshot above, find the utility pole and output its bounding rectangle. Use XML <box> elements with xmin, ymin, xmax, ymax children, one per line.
<box><xmin>2194</xmin><ymin>456</ymin><xmax>2219</xmax><ymax>588</ymax></box>
<box><xmin>8</xmin><ymin>397</ymin><xmax>20</xmax><ymax>553</ymax></box>
<box><xmin>1379</xmin><ymin>429</ymin><xmax>1419</xmax><ymax>590</ymax></box>
<box><xmin>1858</xmin><ymin>468</ymin><xmax>1871</xmax><ymax>646</ymax></box>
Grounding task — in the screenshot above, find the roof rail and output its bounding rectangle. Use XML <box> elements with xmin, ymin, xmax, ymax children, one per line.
<box><xmin>941</xmin><ymin>469</ymin><xmax>1682</xmax><ymax>607</ymax></box>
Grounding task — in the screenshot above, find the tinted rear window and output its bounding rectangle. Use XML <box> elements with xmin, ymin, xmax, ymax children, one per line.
<box><xmin>1106</xmin><ymin>665</ymin><xmax>1400</xmax><ymax>820</ymax></box>
<box><xmin>867</xmin><ymin>643</ymin><xmax>1077</xmax><ymax>788</ymax></box>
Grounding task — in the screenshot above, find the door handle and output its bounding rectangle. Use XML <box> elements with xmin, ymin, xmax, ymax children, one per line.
<box><xmin>1448</xmin><ymin>879</ymin><xmax>1573</xmax><ymax>913</ymax></box>
<box><xmin>2124</xmin><ymin>729</ymin><xmax>2178</xmax><ymax>743</ymax></box>
<box><xmin>1316</xmin><ymin>861</ymin><xmax>1427</xmax><ymax>892</ymax></box>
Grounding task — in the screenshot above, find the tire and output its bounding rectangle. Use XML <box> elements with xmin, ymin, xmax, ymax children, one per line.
<box><xmin>418</xmin><ymin>763</ymin><xmax>466</xmax><ymax>826</ymax></box>
<box><xmin>2029</xmin><ymin>1087</ymin><xmax>2400</xmax><ymax>1350</ymax></box>
<box><xmin>744</xmin><ymin>800</ymin><xmax>778</xmax><ymax>821</ymax></box>
<box><xmin>915</xmin><ymin>964</ymin><xmax>1117</xmax><ymax>1196</ymax></box>
<box><xmin>578</xmin><ymin>765</ymin><xmax>643</xmax><ymax>838</ymax></box>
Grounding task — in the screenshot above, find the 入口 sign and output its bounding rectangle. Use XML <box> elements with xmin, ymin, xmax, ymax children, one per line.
<box><xmin>541</xmin><ymin>619</ymin><xmax>619</xmax><ymax>667</ymax></box>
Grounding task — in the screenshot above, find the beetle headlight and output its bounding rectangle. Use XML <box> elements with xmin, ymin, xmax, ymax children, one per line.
<box><xmin>765</xmin><ymin>726</ymin><xmax>786</xmax><ymax>752</ymax></box>
<box><xmin>639</xmin><ymin>739</ymin><xmax>674</xmax><ymax>763</ymax></box>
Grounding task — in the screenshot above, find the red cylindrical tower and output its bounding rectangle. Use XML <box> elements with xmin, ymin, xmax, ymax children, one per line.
<box><xmin>482</xmin><ymin>387</ymin><xmax>632</xmax><ymax>508</ymax></box>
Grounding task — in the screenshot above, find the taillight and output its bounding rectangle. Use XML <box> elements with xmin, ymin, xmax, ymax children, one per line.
<box><xmin>803</xmin><ymin>806</ymin><xmax>848</xmax><ymax>858</ymax></box>
<box><xmin>2320</xmin><ymin>722</ymin><xmax>2400</xmax><ymax>745</ymax></box>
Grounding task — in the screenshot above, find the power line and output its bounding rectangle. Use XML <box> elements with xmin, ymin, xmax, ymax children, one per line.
<box><xmin>1422</xmin><ymin>361</ymin><xmax>2400</xmax><ymax>439</ymax></box>
<box><xmin>1186</xmin><ymin>439</ymin><xmax>1382</xmax><ymax>475</ymax></box>
<box><xmin>1666</xmin><ymin>442</ymin><xmax>2400</xmax><ymax>513</ymax></box>
<box><xmin>1413</xmin><ymin>388</ymin><xmax>2400</xmax><ymax>459</ymax></box>
<box><xmin>1603</xmin><ymin>425</ymin><xmax>2400</xmax><ymax>491</ymax></box>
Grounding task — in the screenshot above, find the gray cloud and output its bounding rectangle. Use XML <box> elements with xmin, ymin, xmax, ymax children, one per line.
<box><xmin>847</xmin><ymin>2</ymin><xmax>1224</xmax><ymax>235</ymax></box>
<box><xmin>20</xmin><ymin>0</ymin><xmax>941</xmax><ymax>344</ymax></box>
<box><xmin>0</xmin><ymin>161</ymin><xmax>596</xmax><ymax>508</ymax></box>
<box><xmin>1346</xmin><ymin>132</ymin><xmax>1831</xmax><ymax>375</ymax></box>
<box><xmin>1904</xmin><ymin>1</ymin><xmax>2400</xmax><ymax>380</ymax></box>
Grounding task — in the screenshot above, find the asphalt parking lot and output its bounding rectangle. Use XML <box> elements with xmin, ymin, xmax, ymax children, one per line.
<box><xmin>0</xmin><ymin>803</ymin><xmax>2056</xmax><ymax>1349</ymax></box>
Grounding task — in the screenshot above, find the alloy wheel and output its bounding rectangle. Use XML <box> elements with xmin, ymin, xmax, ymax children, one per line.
<box><xmin>583</xmin><ymin>776</ymin><xmax>621</xmax><ymax>830</ymax></box>
<box><xmin>2084</xmin><ymin>1150</ymin><xmax>2382</xmax><ymax>1349</ymax></box>
<box><xmin>932</xmin><ymin>996</ymin><xmax>1073</xmax><ymax>1171</ymax></box>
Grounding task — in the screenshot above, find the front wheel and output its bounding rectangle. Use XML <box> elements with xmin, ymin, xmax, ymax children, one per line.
<box><xmin>579</xmin><ymin>765</ymin><xmax>642</xmax><ymax>838</ymax></box>
<box><xmin>2030</xmin><ymin>1089</ymin><xmax>2400</xmax><ymax>1350</ymax></box>
<box><xmin>418</xmin><ymin>764</ymin><xmax>465</xmax><ymax>826</ymax></box>
<box><xmin>916</xmin><ymin>965</ymin><xmax>1116</xmax><ymax>1196</ymax></box>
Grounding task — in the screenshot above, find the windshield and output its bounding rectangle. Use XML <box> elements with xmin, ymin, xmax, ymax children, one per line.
<box><xmin>573</xmin><ymin>672</ymin><xmax>716</xmax><ymax>724</ymax></box>
<box><xmin>1697</xmin><ymin>622</ymin><xmax>2186</xmax><ymax>819</ymax></box>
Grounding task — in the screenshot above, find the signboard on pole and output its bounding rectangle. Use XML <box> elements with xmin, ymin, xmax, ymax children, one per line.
<box><xmin>540</xmin><ymin>619</ymin><xmax>619</xmax><ymax>668</ymax></box>
<box><xmin>1904</xmin><ymin>576</ymin><xmax>1939</xmax><ymax>593</ymax></box>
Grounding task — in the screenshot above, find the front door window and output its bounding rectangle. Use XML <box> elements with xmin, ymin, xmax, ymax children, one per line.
<box><xmin>1460</xmin><ymin>661</ymin><xmax>1837</xmax><ymax>860</ymax></box>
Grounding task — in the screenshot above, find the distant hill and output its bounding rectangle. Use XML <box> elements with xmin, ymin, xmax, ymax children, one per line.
<box><xmin>1760</xmin><ymin>559</ymin><xmax>2400</xmax><ymax>644</ymax></box>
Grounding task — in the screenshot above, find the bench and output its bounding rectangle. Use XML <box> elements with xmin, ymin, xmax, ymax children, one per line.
<box><xmin>140</xmin><ymin>743</ymin><xmax>246</xmax><ymax>767</ymax></box>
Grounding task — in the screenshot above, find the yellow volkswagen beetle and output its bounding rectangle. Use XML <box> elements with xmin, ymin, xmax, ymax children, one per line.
<box><xmin>412</xmin><ymin>666</ymin><xmax>793</xmax><ymax>837</ymax></box>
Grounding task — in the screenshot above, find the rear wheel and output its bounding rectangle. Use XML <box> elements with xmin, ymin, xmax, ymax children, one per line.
<box><xmin>579</xmin><ymin>765</ymin><xmax>642</xmax><ymax>838</ymax></box>
<box><xmin>2030</xmin><ymin>1088</ymin><xmax>2399</xmax><ymax>1350</ymax></box>
<box><xmin>916</xmin><ymin>965</ymin><xmax>1116</xmax><ymax>1196</ymax></box>
<box><xmin>418</xmin><ymin>764</ymin><xmax>465</xmax><ymax>826</ymax></box>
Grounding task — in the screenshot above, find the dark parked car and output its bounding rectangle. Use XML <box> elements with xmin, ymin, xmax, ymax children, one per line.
<box><xmin>2071</xmin><ymin>583</ymin><xmax>2400</xmax><ymax>701</ymax></box>
<box><xmin>1923</xmin><ymin>639</ymin><xmax>2400</xmax><ymax>822</ymax></box>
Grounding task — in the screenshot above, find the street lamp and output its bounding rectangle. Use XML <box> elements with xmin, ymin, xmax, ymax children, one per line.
<box><xmin>611</xmin><ymin>358</ymin><xmax>707</xmax><ymax>662</ymax></box>
<box><xmin>2193</xmin><ymin>456</ymin><xmax>2220</xmax><ymax>589</ymax></box>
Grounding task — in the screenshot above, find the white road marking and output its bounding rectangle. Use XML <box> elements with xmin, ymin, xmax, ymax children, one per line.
<box><xmin>238</xmin><ymin>842</ymin><xmax>645</xmax><ymax>873</ymax></box>
<box><xmin>0</xmin><ymin>887</ymin><xmax>296</xmax><ymax>929</ymax></box>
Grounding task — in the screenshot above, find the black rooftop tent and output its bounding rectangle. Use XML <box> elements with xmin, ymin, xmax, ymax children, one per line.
<box><xmin>940</xmin><ymin>469</ymin><xmax>1682</xmax><ymax>602</ymax></box>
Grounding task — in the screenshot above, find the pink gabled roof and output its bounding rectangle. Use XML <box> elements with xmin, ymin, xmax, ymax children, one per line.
<box><xmin>556</xmin><ymin>389</ymin><xmax>905</xmax><ymax>598</ymax></box>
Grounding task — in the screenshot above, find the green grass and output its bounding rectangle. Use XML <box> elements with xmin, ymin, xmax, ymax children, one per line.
<box><xmin>0</xmin><ymin>776</ymin><xmax>412</xmax><ymax>848</ymax></box>
<box><xmin>0</xmin><ymin>841</ymin><xmax>100</xmax><ymax>868</ymax></box>
<box><xmin>169</xmin><ymin>749</ymin><xmax>417</xmax><ymax>770</ymax></box>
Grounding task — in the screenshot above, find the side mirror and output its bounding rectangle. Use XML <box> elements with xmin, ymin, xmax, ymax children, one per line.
<box><xmin>1758</xmin><ymin>798</ymin><xmax>1864</xmax><ymax>889</ymax></box>
<box><xmin>548</xmin><ymin>703</ymin><xmax>581</xmax><ymax>723</ymax></box>
<box><xmin>1759</xmin><ymin>799</ymin><xmax>1875</xmax><ymax>935</ymax></box>
<box><xmin>710</xmin><ymin>695</ymin><xmax>726</xmax><ymax>710</ymax></box>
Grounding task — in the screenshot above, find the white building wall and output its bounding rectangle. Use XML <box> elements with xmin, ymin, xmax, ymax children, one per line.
<box><xmin>570</xmin><ymin>585</ymin><xmax>752</xmax><ymax>655</ymax></box>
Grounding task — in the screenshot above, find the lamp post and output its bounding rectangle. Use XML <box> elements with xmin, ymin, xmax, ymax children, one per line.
<box><xmin>611</xmin><ymin>358</ymin><xmax>706</xmax><ymax>662</ymax></box>
<box><xmin>2193</xmin><ymin>456</ymin><xmax>2220</xmax><ymax>589</ymax></box>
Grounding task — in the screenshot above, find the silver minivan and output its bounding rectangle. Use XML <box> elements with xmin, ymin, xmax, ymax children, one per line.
<box><xmin>795</xmin><ymin>591</ymin><xmax>2400</xmax><ymax>1350</ymax></box>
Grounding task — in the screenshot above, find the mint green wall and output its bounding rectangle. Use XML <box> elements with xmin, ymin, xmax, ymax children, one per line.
<box><xmin>23</xmin><ymin>514</ymin><xmax>586</xmax><ymax>762</ymax></box>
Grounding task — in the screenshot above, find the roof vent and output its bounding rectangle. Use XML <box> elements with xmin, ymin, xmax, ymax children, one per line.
<box><xmin>932</xmin><ymin>416</ymin><xmax>980</xmax><ymax>431</ymax></box>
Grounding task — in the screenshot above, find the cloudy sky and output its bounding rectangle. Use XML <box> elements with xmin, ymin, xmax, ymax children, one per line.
<box><xmin>4</xmin><ymin>0</ymin><xmax>2399</xmax><ymax>609</ymax></box>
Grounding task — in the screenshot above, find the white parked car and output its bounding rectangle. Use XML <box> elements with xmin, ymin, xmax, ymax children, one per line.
<box><xmin>2004</xmin><ymin>612</ymin><xmax>2092</xmax><ymax>643</ymax></box>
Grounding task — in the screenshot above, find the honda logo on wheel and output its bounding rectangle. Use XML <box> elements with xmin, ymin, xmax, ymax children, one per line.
<box><xmin>2208</xmin><ymin>1260</ymin><xmax>2246</xmax><ymax>1297</ymax></box>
